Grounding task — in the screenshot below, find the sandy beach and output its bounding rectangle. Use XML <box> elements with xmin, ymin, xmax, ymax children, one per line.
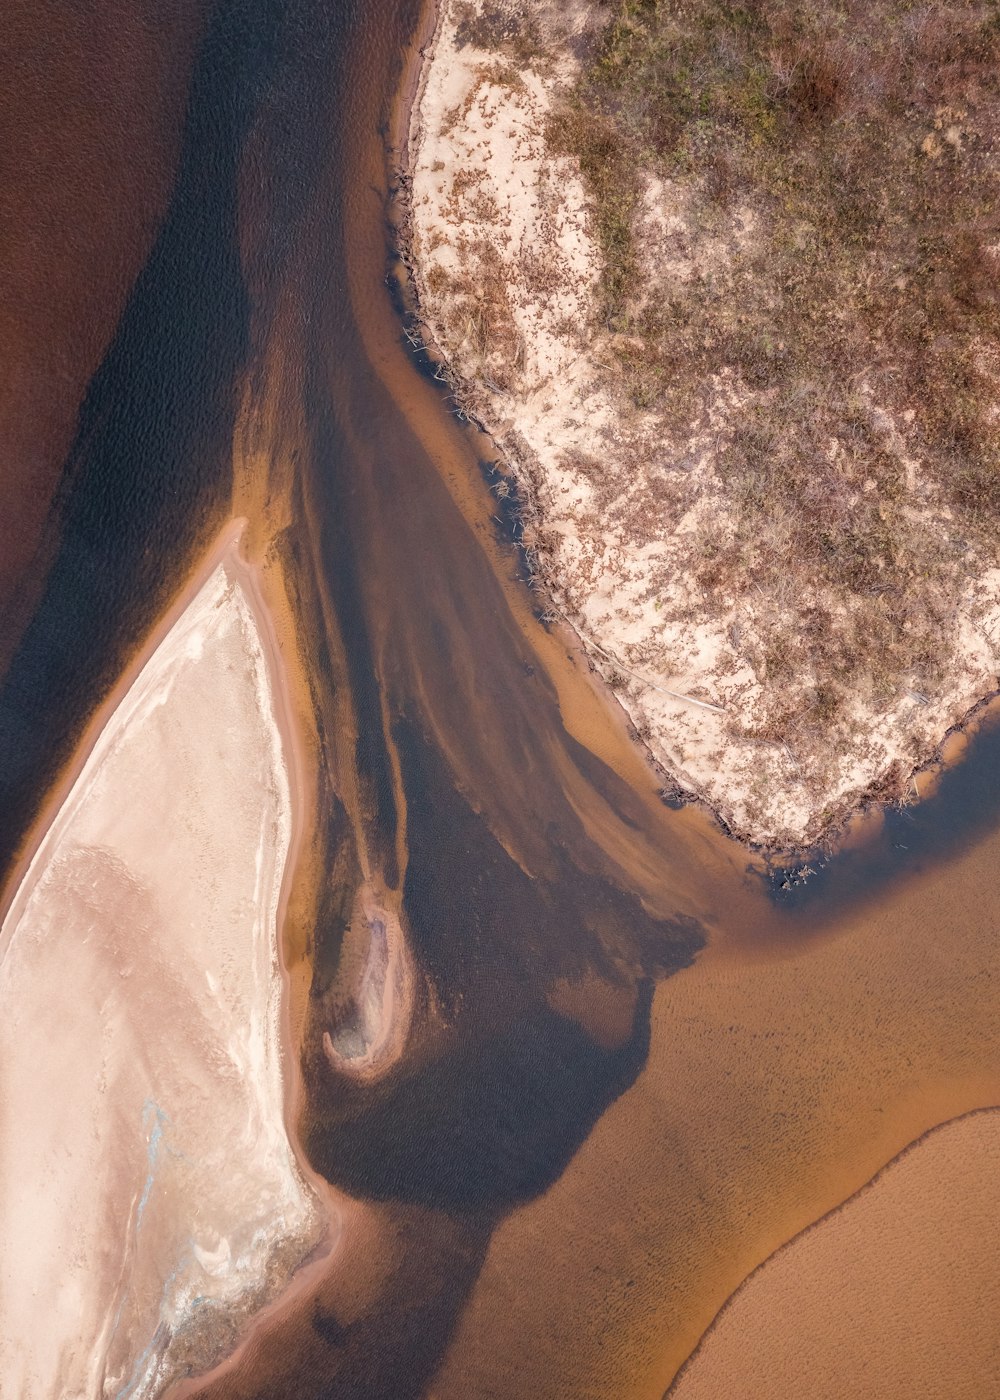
<box><xmin>0</xmin><ymin>521</ymin><xmax>324</xmax><ymax>1397</ymax></box>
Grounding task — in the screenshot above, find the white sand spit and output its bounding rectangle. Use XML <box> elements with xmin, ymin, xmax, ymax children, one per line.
<box><xmin>0</xmin><ymin>533</ymin><xmax>320</xmax><ymax>1398</ymax></box>
<box><xmin>321</xmin><ymin>883</ymin><xmax>413</xmax><ymax>1083</ymax></box>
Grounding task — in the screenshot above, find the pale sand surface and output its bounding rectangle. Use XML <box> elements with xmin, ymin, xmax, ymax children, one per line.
<box><xmin>670</xmin><ymin>1110</ymin><xmax>1000</xmax><ymax>1400</ymax></box>
<box><xmin>0</xmin><ymin>527</ymin><xmax>321</xmax><ymax>1397</ymax></box>
<box><xmin>406</xmin><ymin>0</ymin><xmax>1000</xmax><ymax>847</ymax></box>
<box><xmin>322</xmin><ymin>882</ymin><xmax>414</xmax><ymax>1083</ymax></box>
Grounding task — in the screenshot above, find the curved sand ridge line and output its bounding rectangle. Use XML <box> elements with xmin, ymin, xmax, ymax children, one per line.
<box><xmin>0</xmin><ymin>521</ymin><xmax>327</xmax><ymax>1399</ymax></box>
<box><xmin>667</xmin><ymin>1107</ymin><xmax>1000</xmax><ymax>1400</ymax></box>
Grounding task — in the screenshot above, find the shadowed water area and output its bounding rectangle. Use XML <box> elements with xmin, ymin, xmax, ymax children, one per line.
<box><xmin>1</xmin><ymin>1</ymin><xmax>999</xmax><ymax>1397</ymax></box>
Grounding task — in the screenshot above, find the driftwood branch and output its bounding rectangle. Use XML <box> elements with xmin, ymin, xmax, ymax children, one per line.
<box><xmin>547</xmin><ymin>605</ymin><xmax>726</xmax><ymax>715</ymax></box>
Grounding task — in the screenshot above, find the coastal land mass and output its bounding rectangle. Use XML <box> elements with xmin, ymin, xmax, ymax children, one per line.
<box><xmin>400</xmin><ymin>0</ymin><xmax>1000</xmax><ymax>851</ymax></box>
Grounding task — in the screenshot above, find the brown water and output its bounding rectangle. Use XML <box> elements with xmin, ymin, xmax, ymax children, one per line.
<box><xmin>1</xmin><ymin>1</ymin><xmax>999</xmax><ymax>1396</ymax></box>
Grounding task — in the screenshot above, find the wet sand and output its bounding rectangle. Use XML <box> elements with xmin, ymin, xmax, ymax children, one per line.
<box><xmin>670</xmin><ymin>1109</ymin><xmax>1000</xmax><ymax>1400</ymax></box>
<box><xmin>184</xmin><ymin>3</ymin><xmax>1000</xmax><ymax>1395</ymax></box>
<box><xmin>0</xmin><ymin>524</ymin><xmax>323</xmax><ymax>1397</ymax></box>
<box><xmin>427</xmin><ymin>820</ymin><xmax>1000</xmax><ymax>1397</ymax></box>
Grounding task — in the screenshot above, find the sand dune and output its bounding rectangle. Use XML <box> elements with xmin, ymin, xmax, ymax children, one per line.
<box><xmin>0</xmin><ymin>528</ymin><xmax>320</xmax><ymax>1398</ymax></box>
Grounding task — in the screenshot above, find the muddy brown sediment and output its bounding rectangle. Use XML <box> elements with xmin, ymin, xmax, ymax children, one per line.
<box><xmin>191</xmin><ymin>3</ymin><xmax>1000</xmax><ymax>1395</ymax></box>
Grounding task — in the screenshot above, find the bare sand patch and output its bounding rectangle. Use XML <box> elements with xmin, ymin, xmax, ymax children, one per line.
<box><xmin>405</xmin><ymin>0</ymin><xmax>1000</xmax><ymax>848</ymax></box>
<box><xmin>669</xmin><ymin>1110</ymin><xmax>1000</xmax><ymax>1400</ymax></box>
<box><xmin>0</xmin><ymin>524</ymin><xmax>322</xmax><ymax>1397</ymax></box>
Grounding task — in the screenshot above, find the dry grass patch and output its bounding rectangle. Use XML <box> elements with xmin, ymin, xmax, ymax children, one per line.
<box><xmin>543</xmin><ymin>0</ymin><xmax>1000</xmax><ymax>758</ymax></box>
<box><xmin>407</xmin><ymin>0</ymin><xmax>1000</xmax><ymax>843</ymax></box>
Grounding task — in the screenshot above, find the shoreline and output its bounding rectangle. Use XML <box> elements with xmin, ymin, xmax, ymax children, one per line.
<box><xmin>320</xmin><ymin>884</ymin><xmax>415</xmax><ymax>1084</ymax></box>
<box><xmin>389</xmin><ymin>0</ymin><xmax>1000</xmax><ymax>862</ymax></box>
<box><xmin>666</xmin><ymin>1105</ymin><xmax>1000</xmax><ymax>1397</ymax></box>
<box><xmin>165</xmin><ymin>526</ymin><xmax>349</xmax><ymax>1399</ymax></box>
<box><xmin>0</xmin><ymin>518</ymin><xmax>247</xmax><ymax>930</ymax></box>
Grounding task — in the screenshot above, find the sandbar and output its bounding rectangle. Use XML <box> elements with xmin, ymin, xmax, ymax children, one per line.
<box><xmin>0</xmin><ymin>522</ymin><xmax>322</xmax><ymax>1397</ymax></box>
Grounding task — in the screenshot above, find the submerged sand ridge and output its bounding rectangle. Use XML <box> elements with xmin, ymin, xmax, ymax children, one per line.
<box><xmin>670</xmin><ymin>1110</ymin><xmax>1000</xmax><ymax>1400</ymax></box>
<box><xmin>0</xmin><ymin>527</ymin><xmax>321</xmax><ymax>1398</ymax></box>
